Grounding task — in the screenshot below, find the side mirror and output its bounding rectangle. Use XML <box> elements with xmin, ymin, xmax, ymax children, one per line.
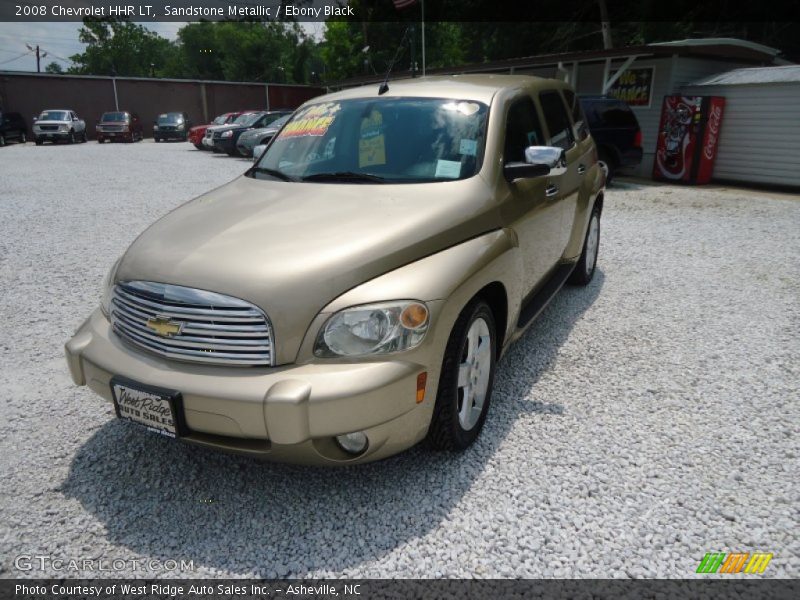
<box><xmin>253</xmin><ymin>145</ymin><xmax>267</xmax><ymax>162</ymax></box>
<box><xmin>32</xmin><ymin>117</ymin><xmax>38</xmax><ymax>123</ymax></box>
<box><xmin>504</xmin><ymin>146</ymin><xmax>567</xmax><ymax>182</ymax></box>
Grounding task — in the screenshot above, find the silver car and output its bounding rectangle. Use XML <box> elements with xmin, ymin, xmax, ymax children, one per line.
<box><xmin>33</xmin><ymin>109</ymin><xmax>87</xmax><ymax>145</ymax></box>
<box><xmin>236</xmin><ymin>114</ymin><xmax>291</xmax><ymax>157</ymax></box>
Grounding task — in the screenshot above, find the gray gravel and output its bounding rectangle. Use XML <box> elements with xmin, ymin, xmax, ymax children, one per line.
<box><xmin>0</xmin><ymin>140</ymin><xmax>798</xmax><ymax>579</ymax></box>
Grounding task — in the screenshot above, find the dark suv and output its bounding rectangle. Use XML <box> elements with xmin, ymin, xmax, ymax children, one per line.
<box><xmin>0</xmin><ymin>111</ymin><xmax>28</xmax><ymax>146</ymax></box>
<box><xmin>153</xmin><ymin>112</ymin><xmax>191</xmax><ymax>142</ymax></box>
<box><xmin>579</xmin><ymin>96</ymin><xmax>642</xmax><ymax>182</ymax></box>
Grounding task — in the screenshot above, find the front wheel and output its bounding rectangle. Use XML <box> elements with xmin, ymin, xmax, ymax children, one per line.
<box><xmin>81</xmin><ymin>131</ymin><xmax>87</xmax><ymax>143</ymax></box>
<box><xmin>427</xmin><ymin>299</ymin><xmax>496</xmax><ymax>451</ymax></box>
<box><xmin>20</xmin><ymin>132</ymin><xmax>27</xmax><ymax>143</ymax></box>
<box><xmin>0</xmin><ymin>134</ymin><xmax>5</xmax><ymax>147</ymax></box>
<box><xmin>68</xmin><ymin>131</ymin><xmax>75</xmax><ymax>144</ymax></box>
<box><xmin>35</xmin><ymin>138</ymin><xmax>43</xmax><ymax>146</ymax></box>
<box><xmin>568</xmin><ymin>205</ymin><xmax>601</xmax><ymax>286</ymax></box>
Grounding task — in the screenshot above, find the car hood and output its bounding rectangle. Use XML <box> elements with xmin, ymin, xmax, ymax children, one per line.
<box><xmin>189</xmin><ymin>124</ymin><xmax>209</xmax><ymax>134</ymax></box>
<box><xmin>240</xmin><ymin>126</ymin><xmax>278</xmax><ymax>139</ymax></box>
<box><xmin>116</xmin><ymin>174</ymin><xmax>499</xmax><ymax>363</ymax></box>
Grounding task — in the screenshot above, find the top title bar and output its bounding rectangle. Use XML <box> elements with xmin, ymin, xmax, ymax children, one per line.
<box><xmin>3</xmin><ymin>0</ymin><xmax>800</xmax><ymax>22</ymax></box>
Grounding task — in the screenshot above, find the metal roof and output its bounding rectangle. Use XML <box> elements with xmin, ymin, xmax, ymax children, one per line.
<box><xmin>688</xmin><ymin>65</ymin><xmax>800</xmax><ymax>86</ymax></box>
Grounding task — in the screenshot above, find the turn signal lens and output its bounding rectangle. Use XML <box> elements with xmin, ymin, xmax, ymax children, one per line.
<box><xmin>416</xmin><ymin>372</ymin><xmax>427</xmax><ymax>403</ymax></box>
<box><xmin>400</xmin><ymin>302</ymin><xmax>429</xmax><ymax>330</ymax></box>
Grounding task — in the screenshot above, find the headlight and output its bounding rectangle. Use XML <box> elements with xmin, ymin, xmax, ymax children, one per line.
<box><xmin>59</xmin><ymin>124</ymin><xmax>69</xmax><ymax>131</ymax></box>
<box><xmin>221</xmin><ymin>130</ymin><xmax>233</xmax><ymax>138</ymax></box>
<box><xmin>153</xmin><ymin>125</ymin><xmax>159</xmax><ymax>130</ymax></box>
<box><xmin>177</xmin><ymin>124</ymin><xmax>185</xmax><ymax>130</ymax></box>
<box><xmin>100</xmin><ymin>258</ymin><xmax>122</xmax><ymax>317</ymax></box>
<box><xmin>314</xmin><ymin>301</ymin><xmax>429</xmax><ymax>357</ymax></box>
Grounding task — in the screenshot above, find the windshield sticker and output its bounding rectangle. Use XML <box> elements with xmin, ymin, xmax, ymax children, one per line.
<box><xmin>359</xmin><ymin>109</ymin><xmax>386</xmax><ymax>167</ymax></box>
<box><xmin>277</xmin><ymin>102</ymin><xmax>339</xmax><ymax>139</ymax></box>
<box><xmin>459</xmin><ymin>139</ymin><xmax>478</xmax><ymax>156</ymax></box>
<box><xmin>435</xmin><ymin>159</ymin><xmax>462</xmax><ymax>179</ymax></box>
<box><xmin>527</xmin><ymin>130</ymin><xmax>540</xmax><ymax>145</ymax></box>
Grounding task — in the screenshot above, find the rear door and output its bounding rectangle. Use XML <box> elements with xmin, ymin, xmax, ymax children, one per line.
<box><xmin>537</xmin><ymin>90</ymin><xmax>584</xmax><ymax>258</ymax></box>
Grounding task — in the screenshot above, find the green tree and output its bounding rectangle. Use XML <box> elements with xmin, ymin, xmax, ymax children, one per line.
<box><xmin>68</xmin><ymin>18</ymin><xmax>178</xmax><ymax>77</ymax></box>
<box><xmin>44</xmin><ymin>62</ymin><xmax>63</xmax><ymax>74</ymax></box>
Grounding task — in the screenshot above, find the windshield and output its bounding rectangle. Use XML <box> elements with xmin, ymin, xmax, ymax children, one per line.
<box><xmin>101</xmin><ymin>112</ymin><xmax>128</xmax><ymax>122</ymax></box>
<box><xmin>212</xmin><ymin>115</ymin><xmax>228</xmax><ymax>125</ymax></box>
<box><xmin>39</xmin><ymin>111</ymin><xmax>69</xmax><ymax>121</ymax></box>
<box><xmin>268</xmin><ymin>114</ymin><xmax>291</xmax><ymax>130</ymax></box>
<box><xmin>254</xmin><ymin>97</ymin><xmax>488</xmax><ymax>183</ymax></box>
<box><xmin>234</xmin><ymin>113</ymin><xmax>262</xmax><ymax>126</ymax></box>
<box><xmin>158</xmin><ymin>113</ymin><xmax>183</xmax><ymax>124</ymax></box>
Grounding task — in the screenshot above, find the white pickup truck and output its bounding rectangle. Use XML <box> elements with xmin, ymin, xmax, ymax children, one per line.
<box><xmin>33</xmin><ymin>109</ymin><xmax>87</xmax><ymax>145</ymax></box>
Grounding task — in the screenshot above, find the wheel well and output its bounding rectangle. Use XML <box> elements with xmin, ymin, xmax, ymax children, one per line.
<box><xmin>597</xmin><ymin>144</ymin><xmax>619</xmax><ymax>168</ymax></box>
<box><xmin>475</xmin><ymin>282</ymin><xmax>508</xmax><ymax>358</ymax></box>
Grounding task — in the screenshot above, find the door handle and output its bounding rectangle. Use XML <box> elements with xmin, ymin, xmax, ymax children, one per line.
<box><xmin>545</xmin><ymin>183</ymin><xmax>559</xmax><ymax>198</ymax></box>
<box><xmin>577</xmin><ymin>164</ymin><xmax>586</xmax><ymax>174</ymax></box>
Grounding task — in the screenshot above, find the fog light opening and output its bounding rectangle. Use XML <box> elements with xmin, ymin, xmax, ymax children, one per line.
<box><xmin>335</xmin><ymin>431</ymin><xmax>369</xmax><ymax>455</ymax></box>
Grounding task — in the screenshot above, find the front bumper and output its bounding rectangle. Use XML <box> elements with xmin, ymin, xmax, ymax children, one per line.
<box><xmin>34</xmin><ymin>130</ymin><xmax>71</xmax><ymax>140</ymax></box>
<box><xmin>236</xmin><ymin>139</ymin><xmax>255</xmax><ymax>157</ymax></box>
<box><xmin>212</xmin><ymin>137</ymin><xmax>238</xmax><ymax>154</ymax></box>
<box><xmin>65</xmin><ymin>310</ymin><xmax>434</xmax><ymax>465</ymax></box>
<box><xmin>154</xmin><ymin>129</ymin><xmax>186</xmax><ymax>140</ymax></box>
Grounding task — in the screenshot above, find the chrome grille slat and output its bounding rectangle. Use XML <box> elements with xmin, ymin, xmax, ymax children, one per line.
<box><xmin>111</xmin><ymin>299</ymin><xmax>269</xmax><ymax>335</ymax></box>
<box><xmin>113</xmin><ymin>291</ymin><xmax>263</xmax><ymax>321</ymax></box>
<box><xmin>110</xmin><ymin>281</ymin><xmax>274</xmax><ymax>367</ymax></box>
<box><xmin>111</xmin><ymin>311</ymin><xmax>272</xmax><ymax>350</ymax></box>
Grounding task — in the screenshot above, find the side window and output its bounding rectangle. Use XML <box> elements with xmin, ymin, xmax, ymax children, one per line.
<box><xmin>539</xmin><ymin>91</ymin><xmax>576</xmax><ymax>150</ymax></box>
<box><xmin>563</xmin><ymin>89</ymin><xmax>589</xmax><ymax>141</ymax></box>
<box><xmin>504</xmin><ymin>97</ymin><xmax>544</xmax><ymax>164</ymax></box>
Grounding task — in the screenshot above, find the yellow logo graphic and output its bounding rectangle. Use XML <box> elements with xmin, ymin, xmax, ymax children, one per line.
<box><xmin>697</xmin><ymin>552</ymin><xmax>773</xmax><ymax>574</ymax></box>
<box><xmin>146</xmin><ymin>316</ymin><xmax>183</xmax><ymax>337</ymax></box>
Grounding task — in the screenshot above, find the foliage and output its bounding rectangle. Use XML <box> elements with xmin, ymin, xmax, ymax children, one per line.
<box><xmin>44</xmin><ymin>62</ymin><xmax>63</xmax><ymax>74</ymax></box>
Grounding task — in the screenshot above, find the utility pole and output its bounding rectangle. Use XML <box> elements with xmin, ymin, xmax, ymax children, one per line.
<box><xmin>25</xmin><ymin>44</ymin><xmax>47</xmax><ymax>72</ymax></box>
<box><xmin>597</xmin><ymin>0</ymin><xmax>613</xmax><ymax>49</ymax></box>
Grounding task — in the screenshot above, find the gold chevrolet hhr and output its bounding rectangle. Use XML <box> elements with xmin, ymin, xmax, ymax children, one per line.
<box><xmin>65</xmin><ymin>75</ymin><xmax>604</xmax><ymax>464</ymax></box>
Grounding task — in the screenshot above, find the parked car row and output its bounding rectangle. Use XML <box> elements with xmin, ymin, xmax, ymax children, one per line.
<box><xmin>195</xmin><ymin>110</ymin><xmax>292</xmax><ymax>157</ymax></box>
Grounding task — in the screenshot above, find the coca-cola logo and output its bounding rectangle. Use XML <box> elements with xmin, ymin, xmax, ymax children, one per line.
<box><xmin>704</xmin><ymin>105</ymin><xmax>722</xmax><ymax>160</ymax></box>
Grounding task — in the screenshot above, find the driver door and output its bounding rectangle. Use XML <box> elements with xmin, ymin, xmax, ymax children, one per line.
<box><xmin>499</xmin><ymin>96</ymin><xmax>565</xmax><ymax>294</ymax></box>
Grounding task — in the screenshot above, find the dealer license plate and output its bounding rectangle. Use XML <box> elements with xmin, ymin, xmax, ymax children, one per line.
<box><xmin>111</xmin><ymin>377</ymin><xmax>181</xmax><ymax>437</ymax></box>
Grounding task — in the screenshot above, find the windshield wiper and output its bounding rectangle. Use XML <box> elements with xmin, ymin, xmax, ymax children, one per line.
<box><xmin>249</xmin><ymin>167</ymin><xmax>296</xmax><ymax>182</ymax></box>
<box><xmin>301</xmin><ymin>171</ymin><xmax>387</xmax><ymax>183</ymax></box>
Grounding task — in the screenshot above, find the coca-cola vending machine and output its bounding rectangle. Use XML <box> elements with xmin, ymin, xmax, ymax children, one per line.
<box><xmin>653</xmin><ymin>95</ymin><xmax>725</xmax><ymax>184</ymax></box>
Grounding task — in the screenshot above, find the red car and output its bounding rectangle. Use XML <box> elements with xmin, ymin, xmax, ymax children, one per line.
<box><xmin>96</xmin><ymin>111</ymin><xmax>143</xmax><ymax>143</ymax></box>
<box><xmin>188</xmin><ymin>112</ymin><xmax>251</xmax><ymax>150</ymax></box>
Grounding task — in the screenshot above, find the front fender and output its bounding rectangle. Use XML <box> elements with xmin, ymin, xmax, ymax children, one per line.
<box><xmin>295</xmin><ymin>229</ymin><xmax>525</xmax><ymax>363</ymax></box>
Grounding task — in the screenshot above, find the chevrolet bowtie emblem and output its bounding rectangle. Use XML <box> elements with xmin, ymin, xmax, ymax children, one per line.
<box><xmin>146</xmin><ymin>316</ymin><xmax>183</xmax><ymax>337</ymax></box>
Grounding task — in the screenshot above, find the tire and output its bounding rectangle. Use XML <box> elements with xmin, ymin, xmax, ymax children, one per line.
<box><xmin>568</xmin><ymin>205</ymin><xmax>601</xmax><ymax>286</ymax></box>
<box><xmin>154</xmin><ymin>137</ymin><xmax>160</xmax><ymax>143</ymax></box>
<box><xmin>97</xmin><ymin>138</ymin><xmax>104</xmax><ymax>143</ymax></box>
<box><xmin>427</xmin><ymin>299</ymin><xmax>497</xmax><ymax>451</ymax></box>
<box><xmin>598</xmin><ymin>149</ymin><xmax>616</xmax><ymax>185</ymax></box>
<box><xmin>20</xmin><ymin>132</ymin><xmax>27</xmax><ymax>143</ymax></box>
<box><xmin>68</xmin><ymin>131</ymin><xmax>75</xmax><ymax>144</ymax></box>
<box><xmin>35</xmin><ymin>138</ymin><xmax>43</xmax><ymax>146</ymax></box>
<box><xmin>81</xmin><ymin>131</ymin><xmax>87</xmax><ymax>143</ymax></box>
<box><xmin>0</xmin><ymin>134</ymin><xmax>5</xmax><ymax>147</ymax></box>
<box><xmin>194</xmin><ymin>143</ymin><xmax>204</xmax><ymax>150</ymax></box>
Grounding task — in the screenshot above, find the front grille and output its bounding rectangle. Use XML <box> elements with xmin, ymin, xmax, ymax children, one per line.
<box><xmin>38</xmin><ymin>125</ymin><xmax>58</xmax><ymax>131</ymax></box>
<box><xmin>110</xmin><ymin>281</ymin><xmax>274</xmax><ymax>367</ymax></box>
<box><xmin>159</xmin><ymin>125</ymin><xmax>176</xmax><ymax>131</ymax></box>
<box><xmin>99</xmin><ymin>124</ymin><xmax>125</xmax><ymax>132</ymax></box>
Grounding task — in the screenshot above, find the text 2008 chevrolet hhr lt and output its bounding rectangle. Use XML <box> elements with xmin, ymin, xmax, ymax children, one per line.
<box><xmin>66</xmin><ymin>75</ymin><xmax>605</xmax><ymax>464</ymax></box>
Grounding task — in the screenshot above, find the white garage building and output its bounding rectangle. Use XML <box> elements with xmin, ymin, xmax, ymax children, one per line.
<box><xmin>681</xmin><ymin>65</ymin><xmax>800</xmax><ymax>188</ymax></box>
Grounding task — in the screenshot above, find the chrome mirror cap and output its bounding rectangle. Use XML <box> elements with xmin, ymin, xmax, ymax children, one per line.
<box><xmin>524</xmin><ymin>146</ymin><xmax>567</xmax><ymax>176</ymax></box>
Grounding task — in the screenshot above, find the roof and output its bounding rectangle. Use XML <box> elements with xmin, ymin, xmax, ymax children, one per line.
<box><xmin>687</xmin><ymin>65</ymin><xmax>800</xmax><ymax>86</ymax></box>
<box><xmin>314</xmin><ymin>74</ymin><xmax>554</xmax><ymax>104</ymax></box>
<box><xmin>332</xmin><ymin>37</ymin><xmax>787</xmax><ymax>89</ymax></box>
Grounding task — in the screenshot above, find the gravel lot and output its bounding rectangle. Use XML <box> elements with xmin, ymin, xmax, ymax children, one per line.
<box><xmin>0</xmin><ymin>140</ymin><xmax>798</xmax><ymax>579</ymax></box>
